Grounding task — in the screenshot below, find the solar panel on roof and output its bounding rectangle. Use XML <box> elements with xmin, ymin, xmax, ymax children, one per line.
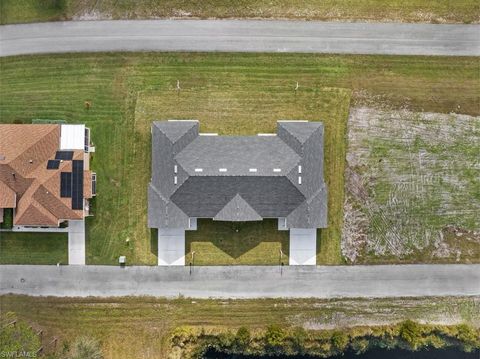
<box><xmin>60</xmin><ymin>172</ymin><xmax>72</xmax><ymax>197</ymax></box>
<box><xmin>47</xmin><ymin>160</ymin><xmax>60</xmax><ymax>169</ymax></box>
<box><xmin>55</xmin><ymin>151</ymin><xmax>74</xmax><ymax>160</ymax></box>
<box><xmin>91</xmin><ymin>174</ymin><xmax>96</xmax><ymax>195</ymax></box>
<box><xmin>71</xmin><ymin>160</ymin><xmax>84</xmax><ymax>210</ymax></box>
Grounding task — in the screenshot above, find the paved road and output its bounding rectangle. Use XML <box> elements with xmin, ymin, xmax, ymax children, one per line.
<box><xmin>1</xmin><ymin>264</ymin><xmax>479</xmax><ymax>298</ymax></box>
<box><xmin>1</xmin><ymin>20</ymin><xmax>479</xmax><ymax>57</ymax></box>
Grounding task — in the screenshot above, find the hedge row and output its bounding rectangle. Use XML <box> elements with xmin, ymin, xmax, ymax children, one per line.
<box><xmin>170</xmin><ymin>320</ymin><xmax>480</xmax><ymax>358</ymax></box>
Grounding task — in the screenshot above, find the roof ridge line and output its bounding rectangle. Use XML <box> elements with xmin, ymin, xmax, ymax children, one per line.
<box><xmin>305</xmin><ymin>184</ymin><xmax>326</xmax><ymax>204</ymax></box>
<box><xmin>15</xmin><ymin>199</ymin><xmax>58</xmax><ymax>226</ymax></box>
<box><xmin>154</xmin><ymin>120</ymin><xmax>198</xmax><ymax>144</ymax></box>
<box><xmin>214</xmin><ymin>193</ymin><xmax>262</xmax><ymax>221</ymax></box>
<box><xmin>34</xmin><ymin>184</ymin><xmax>79</xmax><ymax>220</ymax></box>
<box><xmin>14</xmin><ymin>178</ymin><xmax>43</xmax><ymax>219</ymax></box>
<box><xmin>7</xmin><ymin>125</ymin><xmax>59</xmax><ymax>165</ymax></box>
<box><xmin>169</xmin><ymin>163</ymin><xmax>189</xmax><ymax>198</ymax></box>
<box><xmin>150</xmin><ymin>183</ymin><xmax>168</xmax><ymax>202</ymax></box>
<box><xmin>150</xmin><ymin>182</ymin><xmax>189</xmax><ymax>223</ymax></box>
<box><xmin>0</xmin><ymin>163</ymin><xmax>21</xmax><ymax>193</ymax></box>
<box><xmin>278</xmin><ymin>121</ymin><xmax>323</xmax><ymax>148</ymax></box>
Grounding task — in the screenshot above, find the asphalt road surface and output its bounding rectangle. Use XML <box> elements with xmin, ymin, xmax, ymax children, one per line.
<box><xmin>1</xmin><ymin>20</ymin><xmax>479</xmax><ymax>57</ymax></box>
<box><xmin>1</xmin><ymin>264</ymin><xmax>479</xmax><ymax>298</ymax></box>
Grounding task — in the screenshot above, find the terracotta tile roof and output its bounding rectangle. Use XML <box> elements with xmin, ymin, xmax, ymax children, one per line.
<box><xmin>16</xmin><ymin>200</ymin><xmax>59</xmax><ymax>226</ymax></box>
<box><xmin>33</xmin><ymin>185</ymin><xmax>82</xmax><ymax>221</ymax></box>
<box><xmin>0</xmin><ymin>124</ymin><xmax>90</xmax><ymax>226</ymax></box>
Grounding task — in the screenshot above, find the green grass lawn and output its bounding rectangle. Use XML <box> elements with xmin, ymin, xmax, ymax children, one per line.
<box><xmin>1</xmin><ymin>295</ymin><xmax>478</xmax><ymax>358</ymax></box>
<box><xmin>135</xmin><ymin>85</ymin><xmax>350</xmax><ymax>265</ymax></box>
<box><xmin>0</xmin><ymin>0</ymin><xmax>68</xmax><ymax>24</ymax></box>
<box><xmin>0</xmin><ymin>53</ymin><xmax>478</xmax><ymax>265</ymax></box>
<box><xmin>0</xmin><ymin>232</ymin><xmax>67</xmax><ymax>264</ymax></box>
<box><xmin>184</xmin><ymin>219</ymin><xmax>290</xmax><ymax>265</ymax></box>
<box><xmin>1</xmin><ymin>0</ymin><xmax>479</xmax><ymax>24</ymax></box>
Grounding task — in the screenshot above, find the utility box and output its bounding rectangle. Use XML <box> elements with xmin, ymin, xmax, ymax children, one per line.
<box><xmin>119</xmin><ymin>256</ymin><xmax>126</xmax><ymax>265</ymax></box>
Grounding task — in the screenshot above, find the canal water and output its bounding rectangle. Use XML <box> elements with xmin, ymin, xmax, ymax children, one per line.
<box><xmin>203</xmin><ymin>348</ymin><xmax>479</xmax><ymax>359</ymax></box>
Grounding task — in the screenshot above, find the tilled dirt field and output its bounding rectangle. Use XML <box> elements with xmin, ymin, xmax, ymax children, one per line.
<box><xmin>343</xmin><ymin>107</ymin><xmax>480</xmax><ymax>263</ymax></box>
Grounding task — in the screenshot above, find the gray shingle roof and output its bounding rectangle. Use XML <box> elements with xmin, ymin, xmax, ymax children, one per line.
<box><xmin>153</xmin><ymin>120</ymin><xmax>198</xmax><ymax>143</ymax></box>
<box><xmin>176</xmin><ymin>136</ymin><xmax>300</xmax><ymax>176</ymax></box>
<box><xmin>148</xmin><ymin>184</ymin><xmax>189</xmax><ymax>229</ymax></box>
<box><xmin>170</xmin><ymin>176</ymin><xmax>305</xmax><ymax>218</ymax></box>
<box><xmin>278</xmin><ymin>121</ymin><xmax>322</xmax><ymax>145</ymax></box>
<box><xmin>148</xmin><ymin>120</ymin><xmax>327</xmax><ymax>229</ymax></box>
<box><xmin>214</xmin><ymin>194</ymin><xmax>262</xmax><ymax>222</ymax></box>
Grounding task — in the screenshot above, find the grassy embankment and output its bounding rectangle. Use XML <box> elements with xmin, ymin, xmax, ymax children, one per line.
<box><xmin>1</xmin><ymin>295</ymin><xmax>478</xmax><ymax>358</ymax></box>
<box><xmin>0</xmin><ymin>53</ymin><xmax>478</xmax><ymax>265</ymax></box>
<box><xmin>1</xmin><ymin>0</ymin><xmax>479</xmax><ymax>24</ymax></box>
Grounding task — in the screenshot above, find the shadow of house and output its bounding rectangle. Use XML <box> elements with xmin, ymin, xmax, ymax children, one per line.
<box><xmin>185</xmin><ymin>219</ymin><xmax>289</xmax><ymax>261</ymax></box>
<box><xmin>150</xmin><ymin>228</ymin><xmax>158</xmax><ymax>256</ymax></box>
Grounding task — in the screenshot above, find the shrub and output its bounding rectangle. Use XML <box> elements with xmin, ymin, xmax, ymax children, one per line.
<box><xmin>455</xmin><ymin>324</ymin><xmax>480</xmax><ymax>352</ymax></box>
<box><xmin>331</xmin><ymin>330</ymin><xmax>349</xmax><ymax>352</ymax></box>
<box><xmin>1</xmin><ymin>208</ymin><xmax>13</xmax><ymax>229</ymax></box>
<box><xmin>291</xmin><ymin>327</ymin><xmax>307</xmax><ymax>353</ymax></box>
<box><xmin>265</xmin><ymin>324</ymin><xmax>286</xmax><ymax>353</ymax></box>
<box><xmin>217</xmin><ymin>331</ymin><xmax>235</xmax><ymax>348</ymax></box>
<box><xmin>67</xmin><ymin>336</ymin><xmax>103</xmax><ymax>359</ymax></box>
<box><xmin>171</xmin><ymin>326</ymin><xmax>197</xmax><ymax>347</ymax></box>
<box><xmin>0</xmin><ymin>315</ymin><xmax>41</xmax><ymax>355</ymax></box>
<box><xmin>351</xmin><ymin>337</ymin><xmax>370</xmax><ymax>354</ymax></box>
<box><xmin>41</xmin><ymin>0</ymin><xmax>67</xmax><ymax>10</ymax></box>
<box><xmin>171</xmin><ymin>321</ymin><xmax>480</xmax><ymax>358</ymax></box>
<box><xmin>234</xmin><ymin>327</ymin><xmax>251</xmax><ymax>350</ymax></box>
<box><xmin>399</xmin><ymin>320</ymin><xmax>423</xmax><ymax>349</ymax></box>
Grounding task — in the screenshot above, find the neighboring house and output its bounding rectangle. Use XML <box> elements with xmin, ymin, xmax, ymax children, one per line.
<box><xmin>148</xmin><ymin>120</ymin><xmax>327</xmax><ymax>266</ymax></box>
<box><xmin>0</xmin><ymin>124</ymin><xmax>96</xmax><ymax>228</ymax></box>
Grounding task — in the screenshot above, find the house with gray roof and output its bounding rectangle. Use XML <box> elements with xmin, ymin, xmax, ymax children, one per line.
<box><xmin>148</xmin><ymin>120</ymin><xmax>327</xmax><ymax>266</ymax></box>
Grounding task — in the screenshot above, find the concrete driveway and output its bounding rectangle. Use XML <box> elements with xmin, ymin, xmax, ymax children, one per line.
<box><xmin>1</xmin><ymin>20</ymin><xmax>479</xmax><ymax>57</ymax></box>
<box><xmin>68</xmin><ymin>220</ymin><xmax>85</xmax><ymax>265</ymax></box>
<box><xmin>1</xmin><ymin>264</ymin><xmax>478</xmax><ymax>299</ymax></box>
<box><xmin>289</xmin><ymin>228</ymin><xmax>317</xmax><ymax>265</ymax></box>
<box><xmin>158</xmin><ymin>228</ymin><xmax>185</xmax><ymax>266</ymax></box>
